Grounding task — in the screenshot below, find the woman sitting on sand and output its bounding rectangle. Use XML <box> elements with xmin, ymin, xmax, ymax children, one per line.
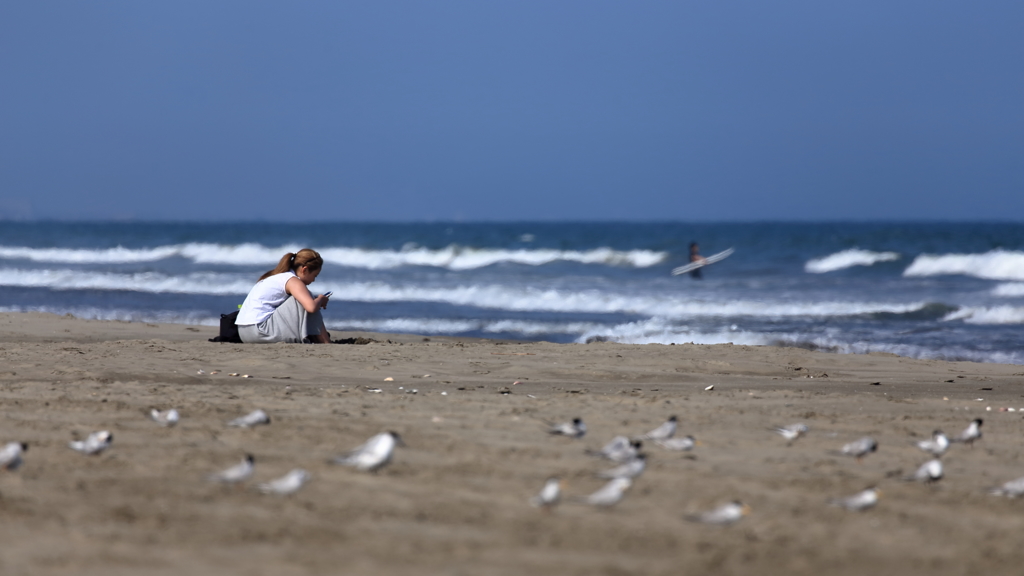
<box><xmin>235</xmin><ymin>248</ymin><xmax>331</xmax><ymax>344</ymax></box>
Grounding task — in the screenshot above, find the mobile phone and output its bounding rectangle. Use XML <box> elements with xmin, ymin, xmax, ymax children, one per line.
<box><xmin>323</xmin><ymin>291</ymin><xmax>333</xmax><ymax>298</ymax></box>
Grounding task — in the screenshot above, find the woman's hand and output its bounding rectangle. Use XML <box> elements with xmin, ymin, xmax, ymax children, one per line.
<box><xmin>314</xmin><ymin>294</ymin><xmax>330</xmax><ymax>310</ymax></box>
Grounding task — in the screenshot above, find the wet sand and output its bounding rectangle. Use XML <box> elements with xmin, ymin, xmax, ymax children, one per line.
<box><xmin>2</xmin><ymin>311</ymin><xmax>1024</xmax><ymax>575</ymax></box>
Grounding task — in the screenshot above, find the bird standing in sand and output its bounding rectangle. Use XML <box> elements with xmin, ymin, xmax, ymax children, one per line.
<box><xmin>587</xmin><ymin>436</ymin><xmax>642</xmax><ymax>462</ymax></box>
<box><xmin>227</xmin><ymin>409</ymin><xmax>271</xmax><ymax>428</ymax></box>
<box><xmin>580</xmin><ymin>477</ymin><xmax>632</xmax><ymax>507</ymax></box>
<box><xmin>686</xmin><ymin>501</ymin><xmax>751</xmax><ymax>525</ymax></box>
<box><xmin>597</xmin><ymin>454</ymin><xmax>647</xmax><ymax>480</ymax></box>
<box><xmin>839</xmin><ymin>437</ymin><xmax>878</xmax><ymax>460</ymax></box>
<box><xmin>914</xmin><ymin>430</ymin><xmax>949</xmax><ymax>457</ymax></box>
<box><xmin>69</xmin><ymin>431</ymin><xmax>113</xmax><ymax>455</ymax></box>
<box><xmin>951</xmin><ymin>419</ymin><xmax>983</xmax><ymax>447</ymax></box>
<box><xmin>773</xmin><ymin>423</ymin><xmax>809</xmax><ymax>444</ymax></box>
<box><xmin>258</xmin><ymin>469</ymin><xmax>310</xmax><ymax>495</ymax></box>
<box><xmin>530</xmin><ymin>477</ymin><xmax>563</xmax><ymax>510</ymax></box>
<box><xmin>150</xmin><ymin>408</ymin><xmax>180</xmax><ymax>427</ymax></box>
<box><xmin>0</xmin><ymin>442</ymin><xmax>27</xmax><ymax>470</ymax></box>
<box><xmin>330</xmin><ymin>431</ymin><xmax>403</xmax><ymax>472</ymax></box>
<box><xmin>208</xmin><ymin>454</ymin><xmax>255</xmax><ymax>484</ymax></box>
<box><xmin>990</xmin><ymin>476</ymin><xmax>1024</xmax><ymax>498</ymax></box>
<box><xmin>828</xmin><ymin>487</ymin><xmax>881</xmax><ymax>511</ymax></box>
<box><xmin>656</xmin><ymin>435</ymin><xmax>698</xmax><ymax>451</ymax></box>
<box><xmin>548</xmin><ymin>418</ymin><xmax>587</xmax><ymax>439</ymax></box>
<box><xmin>636</xmin><ymin>416</ymin><xmax>677</xmax><ymax>442</ymax></box>
<box><xmin>906</xmin><ymin>459</ymin><xmax>943</xmax><ymax>483</ymax></box>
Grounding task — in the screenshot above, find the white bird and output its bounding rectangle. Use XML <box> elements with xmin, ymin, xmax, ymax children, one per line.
<box><xmin>686</xmin><ymin>501</ymin><xmax>751</xmax><ymax>525</ymax></box>
<box><xmin>906</xmin><ymin>458</ymin><xmax>943</xmax><ymax>483</ymax></box>
<box><xmin>828</xmin><ymin>487</ymin><xmax>881</xmax><ymax>511</ymax></box>
<box><xmin>597</xmin><ymin>454</ymin><xmax>647</xmax><ymax>479</ymax></box>
<box><xmin>951</xmin><ymin>418</ymin><xmax>983</xmax><ymax>447</ymax></box>
<box><xmin>839</xmin><ymin>437</ymin><xmax>878</xmax><ymax>460</ymax></box>
<box><xmin>227</xmin><ymin>409</ymin><xmax>271</xmax><ymax>428</ymax></box>
<box><xmin>330</xmin><ymin>431</ymin><xmax>403</xmax><ymax>472</ymax></box>
<box><xmin>208</xmin><ymin>454</ymin><xmax>255</xmax><ymax>484</ymax></box>
<box><xmin>580</xmin><ymin>477</ymin><xmax>632</xmax><ymax>507</ymax></box>
<box><xmin>258</xmin><ymin>469</ymin><xmax>310</xmax><ymax>495</ymax></box>
<box><xmin>914</xmin><ymin>430</ymin><xmax>949</xmax><ymax>457</ymax></box>
<box><xmin>586</xmin><ymin>436</ymin><xmax>642</xmax><ymax>462</ymax></box>
<box><xmin>530</xmin><ymin>477</ymin><xmax>563</xmax><ymax>509</ymax></box>
<box><xmin>637</xmin><ymin>416</ymin><xmax>677</xmax><ymax>441</ymax></box>
<box><xmin>0</xmin><ymin>442</ymin><xmax>27</xmax><ymax>470</ymax></box>
<box><xmin>656</xmin><ymin>435</ymin><xmax>698</xmax><ymax>451</ymax></box>
<box><xmin>548</xmin><ymin>418</ymin><xmax>587</xmax><ymax>439</ymax></box>
<box><xmin>150</xmin><ymin>408</ymin><xmax>180</xmax><ymax>427</ymax></box>
<box><xmin>773</xmin><ymin>423</ymin><xmax>809</xmax><ymax>443</ymax></box>
<box><xmin>69</xmin><ymin>431</ymin><xmax>113</xmax><ymax>455</ymax></box>
<box><xmin>990</xmin><ymin>476</ymin><xmax>1024</xmax><ymax>498</ymax></box>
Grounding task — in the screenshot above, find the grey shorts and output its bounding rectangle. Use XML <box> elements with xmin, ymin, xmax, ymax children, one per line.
<box><xmin>238</xmin><ymin>296</ymin><xmax>324</xmax><ymax>344</ymax></box>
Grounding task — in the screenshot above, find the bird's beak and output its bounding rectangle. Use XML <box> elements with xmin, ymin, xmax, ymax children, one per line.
<box><xmin>741</xmin><ymin>504</ymin><xmax>752</xmax><ymax>516</ymax></box>
<box><xmin>875</xmin><ymin>489</ymin><xmax>883</xmax><ymax>498</ymax></box>
<box><xmin>694</xmin><ymin>440</ymin><xmax>703</xmax><ymax>446</ymax></box>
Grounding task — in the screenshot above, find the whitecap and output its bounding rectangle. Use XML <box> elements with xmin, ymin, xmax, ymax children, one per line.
<box><xmin>903</xmin><ymin>250</ymin><xmax>1024</xmax><ymax>281</ymax></box>
<box><xmin>804</xmin><ymin>249</ymin><xmax>900</xmax><ymax>273</ymax></box>
<box><xmin>0</xmin><ymin>243</ymin><xmax>667</xmax><ymax>270</ymax></box>
<box><xmin>941</xmin><ymin>306</ymin><xmax>1024</xmax><ymax>325</ymax></box>
<box><xmin>992</xmin><ymin>283</ymin><xmax>1024</xmax><ymax>297</ymax></box>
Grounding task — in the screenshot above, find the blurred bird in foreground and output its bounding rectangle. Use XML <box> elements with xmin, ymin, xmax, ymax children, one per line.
<box><xmin>914</xmin><ymin>430</ymin><xmax>949</xmax><ymax>457</ymax></box>
<box><xmin>208</xmin><ymin>454</ymin><xmax>255</xmax><ymax>484</ymax></box>
<box><xmin>150</xmin><ymin>408</ymin><xmax>180</xmax><ymax>427</ymax></box>
<box><xmin>828</xmin><ymin>487</ymin><xmax>881</xmax><ymax>511</ymax></box>
<box><xmin>258</xmin><ymin>469</ymin><xmax>310</xmax><ymax>495</ymax></box>
<box><xmin>547</xmin><ymin>418</ymin><xmax>587</xmax><ymax>439</ymax></box>
<box><xmin>636</xmin><ymin>416</ymin><xmax>677</xmax><ymax>442</ymax></box>
<box><xmin>530</xmin><ymin>477</ymin><xmax>563</xmax><ymax>510</ymax></box>
<box><xmin>686</xmin><ymin>501</ymin><xmax>751</xmax><ymax>525</ymax></box>
<box><xmin>69</xmin><ymin>431</ymin><xmax>112</xmax><ymax>455</ymax></box>
<box><xmin>950</xmin><ymin>419</ymin><xmax>983</xmax><ymax>447</ymax></box>
<box><xmin>586</xmin><ymin>436</ymin><xmax>641</xmax><ymax>462</ymax></box>
<box><xmin>0</xmin><ymin>442</ymin><xmax>27</xmax><ymax>470</ymax></box>
<box><xmin>989</xmin><ymin>476</ymin><xmax>1024</xmax><ymax>498</ymax></box>
<box><xmin>330</xmin><ymin>431</ymin><xmax>403</xmax><ymax>472</ymax></box>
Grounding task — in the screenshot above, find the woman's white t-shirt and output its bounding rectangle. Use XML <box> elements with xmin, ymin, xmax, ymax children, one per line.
<box><xmin>236</xmin><ymin>272</ymin><xmax>296</xmax><ymax>325</ymax></box>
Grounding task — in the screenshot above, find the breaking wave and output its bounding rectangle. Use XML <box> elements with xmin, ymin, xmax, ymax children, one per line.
<box><xmin>903</xmin><ymin>250</ymin><xmax>1024</xmax><ymax>281</ymax></box>
<box><xmin>992</xmin><ymin>283</ymin><xmax>1024</xmax><ymax>297</ymax></box>
<box><xmin>575</xmin><ymin>319</ymin><xmax>1024</xmax><ymax>364</ymax></box>
<box><xmin>804</xmin><ymin>249</ymin><xmax>901</xmax><ymax>273</ymax></box>
<box><xmin>0</xmin><ymin>243</ymin><xmax>666</xmax><ymax>270</ymax></box>
<box><xmin>941</xmin><ymin>305</ymin><xmax>1024</xmax><ymax>325</ymax></box>
<box><xmin>0</xmin><ymin>268</ymin><xmax>932</xmax><ymax>319</ymax></box>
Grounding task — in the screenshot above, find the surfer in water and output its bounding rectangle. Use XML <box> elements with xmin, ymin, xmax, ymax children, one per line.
<box><xmin>689</xmin><ymin>242</ymin><xmax>707</xmax><ymax>279</ymax></box>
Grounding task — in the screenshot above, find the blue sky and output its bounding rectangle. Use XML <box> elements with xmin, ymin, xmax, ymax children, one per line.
<box><xmin>1</xmin><ymin>1</ymin><xmax>1021</xmax><ymax>221</ymax></box>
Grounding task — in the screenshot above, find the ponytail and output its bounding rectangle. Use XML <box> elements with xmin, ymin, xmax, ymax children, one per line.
<box><xmin>258</xmin><ymin>249</ymin><xmax>323</xmax><ymax>281</ymax></box>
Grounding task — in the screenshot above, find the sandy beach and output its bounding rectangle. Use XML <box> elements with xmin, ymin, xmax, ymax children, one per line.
<box><xmin>2</xmin><ymin>311</ymin><xmax>1024</xmax><ymax>575</ymax></box>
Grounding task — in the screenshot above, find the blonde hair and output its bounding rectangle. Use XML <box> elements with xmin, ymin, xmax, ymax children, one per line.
<box><xmin>258</xmin><ymin>248</ymin><xmax>323</xmax><ymax>281</ymax></box>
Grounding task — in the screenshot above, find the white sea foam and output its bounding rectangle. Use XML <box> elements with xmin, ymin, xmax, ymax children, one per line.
<box><xmin>805</xmin><ymin>249</ymin><xmax>901</xmax><ymax>273</ymax></box>
<box><xmin>993</xmin><ymin>283</ymin><xmax>1024</xmax><ymax>297</ymax></box>
<box><xmin>577</xmin><ymin>319</ymin><xmax>1024</xmax><ymax>364</ymax></box>
<box><xmin>0</xmin><ymin>268</ymin><xmax>930</xmax><ymax>319</ymax></box>
<box><xmin>0</xmin><ymin>243</ymin><xmax>666</xmax><ymax>270</ymax></box>
<box><xmin>941</xmin><ymin>306</ymin><xmax>1024</xmax><ymax>325</ymax></box>
<box><xmin>903</xmin><ymin>250</ymin><xmax>1024</xmax><ymax>281</ymax></box>
<box><xmin>0</xmin><ymin>305</ymin><xmax>219</xmax><ymax>325</ymax></box>
<box><xmin>329</xmin><ymin>318</ymin><xmax>603</xmax><ymax>336</ymax></box>
<box><xmin>0</xmin><ymin>268</ymin><xmax>252</xmax><ymax>295</ymax></box>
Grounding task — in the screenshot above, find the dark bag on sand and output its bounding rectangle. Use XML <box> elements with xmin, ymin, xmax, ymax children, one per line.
<box><xmin>209</xmin><ymin>310</ymin><xmax>243</xmax><ymax>343</ymax></box>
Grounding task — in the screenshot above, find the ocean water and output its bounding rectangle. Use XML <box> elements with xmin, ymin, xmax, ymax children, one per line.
<box><xmin>1</xmin><ymin>221</ymin><xmax>1023</xmax><ymax>364</ymax></box>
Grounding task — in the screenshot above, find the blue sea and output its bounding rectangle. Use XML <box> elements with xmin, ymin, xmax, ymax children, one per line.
<box><xmin>1</xmin><ymin>222</ymin><xmax>1023</xmax><ymax>364</ymax></box>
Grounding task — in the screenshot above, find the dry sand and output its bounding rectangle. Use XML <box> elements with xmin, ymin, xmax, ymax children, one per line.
<box><xmin>2</xmin><ymin>311</ymin><xmax>1024</xmax><ymax>575</ymax></box>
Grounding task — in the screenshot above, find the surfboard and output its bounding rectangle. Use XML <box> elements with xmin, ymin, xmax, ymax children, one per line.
<box><xmin>671</xmin><ymin>248</ymin><xmax>734</xmax><ymax>276</ymax></box>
